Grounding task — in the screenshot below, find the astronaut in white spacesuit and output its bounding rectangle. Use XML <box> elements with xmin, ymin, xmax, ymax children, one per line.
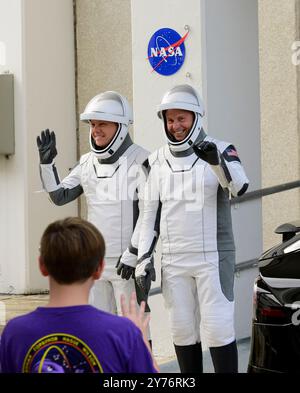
<box><xmin>135</xmin><ymin>84</ymin><xmax>249</xmax><ymax>373</ymax></box>
<box><xmin>37</xmin><ymin>91</ymin><xmax>152</xmax><ymax>316</ymax></box>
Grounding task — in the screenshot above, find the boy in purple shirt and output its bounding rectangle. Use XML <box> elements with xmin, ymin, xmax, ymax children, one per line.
<box><xmin>0</xmin><ymin>217</ymin><xmax>157</xmax><ymax>373</ymax></box>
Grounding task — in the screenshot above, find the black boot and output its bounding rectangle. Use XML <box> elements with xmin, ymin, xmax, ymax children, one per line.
<box><xmin>209</xmin><ymin>340</ymin><xmax>238</xmax><ymax>373</ymax></box>
<box><xmin>174</xmin><ymin>343</ymin><xmax>203</xmax><ymax>373</ymax></box>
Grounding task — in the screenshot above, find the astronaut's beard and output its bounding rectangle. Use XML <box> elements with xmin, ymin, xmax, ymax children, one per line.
<box><xmin>166</xmin><ymin>128</ymin><xmax>192</xmax><ymax>143</ymax></box>
<box><xmin>166</xmin><ymin>130</ymin><xmax>178</xmax><ymax>142</ymax></box>
<box><xmin>91</xmin><ymin>137</ymin><xmax>110</xmax><ymax>151</ymax></box>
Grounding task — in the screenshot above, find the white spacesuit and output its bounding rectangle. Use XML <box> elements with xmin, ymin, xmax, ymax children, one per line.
<box><xmin>135</xmin><ymin>85</ymin><xmax>249</xmax><ymax>373</ymax></box>
<box><xmin>37</xmin><ymin>91</ymin><xmax>149</xmax><ymax>315</ymax></box>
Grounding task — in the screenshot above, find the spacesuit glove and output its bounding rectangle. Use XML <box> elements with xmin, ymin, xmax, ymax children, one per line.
<box><xmin>135</xmin><ymin>258</ymin><xmax>156</xmax><ymax>312</ymax></box>
<box><xmin>37</xmin><ymin>129</ymin><xmax>57</xmax><ymax>164</ymax></box>
<box><xmin>193</xmin><ymin>141</ymin><xmax>220</xmax><ymax>165</ymax></box>
<box><xmin>116</xmin><ymin>256</ymin><xmax>135</xmax><ymax>280</ymax></box>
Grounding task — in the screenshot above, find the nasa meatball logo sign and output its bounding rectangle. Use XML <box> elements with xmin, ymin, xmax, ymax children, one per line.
<box><xmin>147</xmin><ymin>28</ymin><xmax>189</xmax><ymax>76</ymax></box>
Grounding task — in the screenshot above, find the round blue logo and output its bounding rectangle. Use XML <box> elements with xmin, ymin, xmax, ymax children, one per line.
<box><xmin>147</xmin><ymin>28</ymin><xmax>188</xmax><ymax>76</ymax></box>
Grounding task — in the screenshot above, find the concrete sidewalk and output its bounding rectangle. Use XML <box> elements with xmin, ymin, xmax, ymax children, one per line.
<box><xmin>0</xmin><ymin>293</ymin><xmax>49</xmax><ymax>334</ymax></box>
<box><xmin>159</xmin><ymin>338</ymin><xmax>250</xmax><ymax>373</ymax></box>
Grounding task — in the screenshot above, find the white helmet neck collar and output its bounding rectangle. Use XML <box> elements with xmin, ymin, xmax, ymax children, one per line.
<box><xmin>169</xmin><ymin>128</ymin><xmax>207</xmax><ymax>157</ymax></box>
<box><xmin>80</xmin><ymin>91</ymin><xmax>133</xmax><ymax>159</ymax></box>
<box><xmin>157</xmin><ymin>84</ymin><xmax>205</xmax><ymax>153</ymax></box>
<box><xmin>89</xmin><ymin>123</ymin><xmax>129</xmax><ymax>159</ymax></box>
<box><xmin>99</xmin><ymin>133</ymin><xmax>133</xmax><ymax>163</ymax></box>
<box><xmin>165</xmin><ymin>113</ymin><xmax>203</xmax><ymax>153</ymax></box>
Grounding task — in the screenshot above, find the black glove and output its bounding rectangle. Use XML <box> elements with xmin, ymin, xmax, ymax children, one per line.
<box><xmin>116</xmin><ymin>257</ymin><xmax>135</xmax><ymax>280</ymax></box>
<box><xmin>193</xmin><ymin>141</ymin><xmax>220</xmax><ymax>165</ymax></box>
<box><xmin>36</xmin><ymin>129</ymin><xmax>57</xmax><ymax>164</ymax></box>
<box><xmin>135</xmin><ymin>260</ymin><xmax>156</xmax><ymax>312</ymax></box>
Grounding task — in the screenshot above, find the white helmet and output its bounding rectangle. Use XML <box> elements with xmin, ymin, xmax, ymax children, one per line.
<box><xmin>157</xmin><ymin>84</ymin><xmax>205</xmax><ymax>152</ymax></box>
<box><xmin>80</xmin><ymin>91</ymin><xmax>133</xmax><ymax>159</ymax></box>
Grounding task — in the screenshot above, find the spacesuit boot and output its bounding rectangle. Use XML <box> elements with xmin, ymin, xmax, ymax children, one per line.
<box><xmin>209</xmin><ymin>340</ymin><xmax>238</xmax><ymax>373</ymax></box>
<box><xmin>174</xmin><ymin>343</ymin><xmax>203</xmax><ymax>373</ymax></box>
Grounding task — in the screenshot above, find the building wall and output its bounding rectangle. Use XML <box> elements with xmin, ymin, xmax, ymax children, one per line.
<box><xmin>74</xmin><ymin>0</ymin><xmax>300</xmax><ymax>348</ymax></box>
<box><xmin>0</xmin><ymin>0</ymin><xmax>26</xmax><ymax>293</ymax></box>
<box><xmin>1</xmin><ymin>0</ymin><xmax>299</xmax><ymax>341</ymax></box>
<box><xmin>131</xmin><ymin>0</ymin><xmax>204</xmax><ymax>356</ymax></box>
<box><xmin>203</xmin><ymin>0</ymin><xmax>262</xmax><ymax>340</ymax></box>
<box><xmin>75</xmin><ymin>0</ymin><xmax>133</xmax><ymax>218</ymax></box>
<box><xmin>0</xmin><ymin>0</ymin><xmax>77</xmax><ymax>293</ymax></box>
<box><xmin>259</xmin><ymin>0</ymin><xmax>300</xmax><ymax>250</ymax></box>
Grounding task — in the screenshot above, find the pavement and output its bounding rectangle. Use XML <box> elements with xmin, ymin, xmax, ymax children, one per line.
<box><xmin>0</xmin><ymin>293</ymin><xmax>49</xmax><ymax>331</ymax></box>
<box><xmin>159</xmin><ymin>338</ymin><xmax>250</xmax><ymax>373</ymax></box>
<box><xmin>0</xmin><ymin>293</ymin><xmax>251</xmax><ymax>373</ymax></box>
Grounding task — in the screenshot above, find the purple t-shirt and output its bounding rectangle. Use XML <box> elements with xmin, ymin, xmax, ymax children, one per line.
<box><xmin>0</xmin><ymin>305</ymin><xmax>157</xmax><ymax>373</ymax></box>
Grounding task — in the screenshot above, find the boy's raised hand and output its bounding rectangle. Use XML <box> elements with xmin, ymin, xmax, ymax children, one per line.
<box><xmin>120</xmin><ymin>292</ymin><xmax>150</xmax><ymax>339</ymax></box>
<box><xmin>120</xmin><ymin>292</ymin><xmax>159</xmax><ymax>371</ymax></box>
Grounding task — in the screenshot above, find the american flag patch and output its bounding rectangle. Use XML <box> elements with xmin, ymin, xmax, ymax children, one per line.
<box><xmin>224</xmin><ymin>145</ymin><xmax>241</xmax><ymax>162</ymax></box>
<box><xmin>227</xmin><ymin>149</ymin><xmax>238</xmax><ymax>157</ymax></box>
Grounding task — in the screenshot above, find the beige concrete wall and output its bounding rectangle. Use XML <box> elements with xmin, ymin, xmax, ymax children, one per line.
<box><xmin>75</xmin><ymin>0</ymin><xmax>132</xmax><ymax>218</ymax></box>
<box><xmin>0</xmin><ymin>0</ymin><xmax>77</xmax><ymax>293</ymax></box>
<box><xmin>259</xmin><ymin>0</ymin><xmax>300</xmax><ymax>250</ymax></box>
<box><xmin>25</xmin><ymin>0</ymin><xmax>77</xmax><ymax>292</ymax></box>
<box><xmin>297</xmin><ymin>0</ymin><xmax>300</xmax><ymax>147</ymax></box>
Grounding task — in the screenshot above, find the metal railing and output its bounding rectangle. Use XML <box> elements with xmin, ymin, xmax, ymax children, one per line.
<box><xmin>149</xmin><ymin>180</ymin><xmax>300</xmax><ymax>297</ymax></box>
<box><xmin>231</xmin><ymin>180</ymin><xmax>300</xmax><ymax>204</ymax></box>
